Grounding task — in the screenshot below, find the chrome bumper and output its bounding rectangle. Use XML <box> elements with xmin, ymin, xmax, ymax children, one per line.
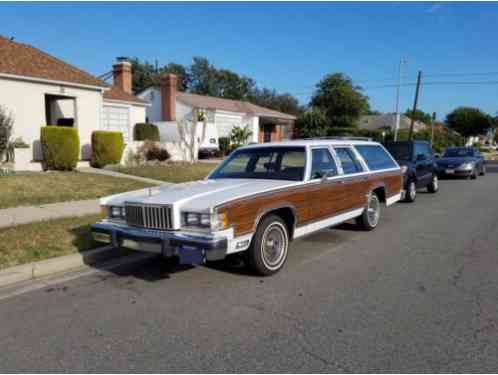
<box><xmin>91</xmin><ymin>221</ymin><xmax>228</xmax><ymax>264</ymax></box>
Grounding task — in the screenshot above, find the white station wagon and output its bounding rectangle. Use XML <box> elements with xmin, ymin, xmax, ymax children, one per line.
<box><xmin>92</xmin><ymin>139</ymin><xmax>403</xmax><ymax>275</ymax></box>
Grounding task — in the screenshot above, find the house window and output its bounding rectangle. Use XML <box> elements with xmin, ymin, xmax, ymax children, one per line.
<box><xmin>44</xmin><ymin>94</ymin><xmax>76</xmax><ymax>126</ymax></box>
<box><xmin>102</xmin><ymin>105</ymin><xmax>130</xmax><ymax>141</ymax></box>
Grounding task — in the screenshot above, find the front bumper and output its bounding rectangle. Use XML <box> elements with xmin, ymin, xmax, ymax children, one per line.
<box><xmin>91</xmin><ymin>221</ymin><xmax>228</xmax><ymax>263</ymax></box>
<box><xmin>438</xmin><ymin>167</ymin><xmax>473</xmax><ymax>177</ymax></box>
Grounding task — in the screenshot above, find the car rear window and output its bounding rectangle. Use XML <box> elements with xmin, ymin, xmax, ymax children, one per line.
<box><xmin>355</xmin><ymin>145</ymin><xmax>398</xmax><ymax>171</ymax></box>
<box><xmin>384</xmin><ymin>143</ymin><xmax>412</xmax><ymax>161</ymax></box>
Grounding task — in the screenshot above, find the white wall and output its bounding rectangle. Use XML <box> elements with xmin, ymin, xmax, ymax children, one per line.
<box><xmin>137</xmin><ymin>87</ymin><xmax>162</xmax><ymax>122</ymax></box>
<box><xmin>0</xmin><ymin>76</ymin><xmax>103</xmax><ymax>162</ymax></box>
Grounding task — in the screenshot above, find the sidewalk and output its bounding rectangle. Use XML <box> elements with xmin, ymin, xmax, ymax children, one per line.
<box><xmin>78</xmin><ymin>167</ymin><xmax>166</xmax><ymax>185</ymax></box>
<box><xmin>0</xmin><ymin>199</ymin><xmax>100</xmax><ymax>229</ymax></box>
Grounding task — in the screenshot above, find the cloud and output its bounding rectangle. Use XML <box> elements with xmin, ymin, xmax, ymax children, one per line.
<box><xmin>426</xmin><ymin>2</ymin><xmax>444</xmax><ymax>13</ymax></box>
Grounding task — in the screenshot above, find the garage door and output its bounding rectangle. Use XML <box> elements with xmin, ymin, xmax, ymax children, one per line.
<box><xmin>102</xmin><ymin>105</ymin><xmax>130</xmax><ymax>141</ymax></box>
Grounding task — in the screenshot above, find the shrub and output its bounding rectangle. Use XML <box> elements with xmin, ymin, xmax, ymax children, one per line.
<box><xmin>138</xmin><ymin>140</ymin><xmax>170</xmax><ymax>162</ymax></box>
<box><xmin>218</xmin><ymin>137</ymin><xmax>230</xmax><ymax>154</ymax></box>
<box><xmin>90</xmin><ymin>131</ymin><xmax>125</xmax><ymax>168</ymax></box>
<box><xmin>134</xmin><ymin>123</ymin><xmax>160</xmax><ymax>141</ymax></box>
<box><xmin>40</xmin><ymin>126</ymin><xmax>80</xmax><ymax>170</ymax></box>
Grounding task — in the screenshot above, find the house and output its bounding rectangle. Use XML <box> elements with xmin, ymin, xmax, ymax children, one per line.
<box><xmin>0</xmin><ymin>35</ymin><xmax>146</xmax><ymax>170</ymax></box>
<box><xmin>359</xmin><ymin>113</ymin><xmax>427</xmax><ymax>133</ymax></box>
<box><xmin>137</xmin><ymin>74</ymin><xmax>296</xmax><ymax>144</ymax></box>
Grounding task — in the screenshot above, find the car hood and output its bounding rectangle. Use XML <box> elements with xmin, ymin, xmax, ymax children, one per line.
<box><xmin>437</xmin><ymin>157</ymin><xmax>475</xmax><ymax>165</ymax></box>
<box><xmin>100</xmin><ymin>178</ymin><xmax>299</xmax><ymax>211</ymax></box>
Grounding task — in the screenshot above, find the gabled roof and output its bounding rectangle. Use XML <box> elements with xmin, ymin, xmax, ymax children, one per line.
<box><xmin>176</xmin><ymin>92</ymin><xmax>296</xmax><ymax>121</ymax></box>
<box><xmin>0</xmin><ymin>35</ymin><xmax>107</xmax><ymax>88</ymax></box>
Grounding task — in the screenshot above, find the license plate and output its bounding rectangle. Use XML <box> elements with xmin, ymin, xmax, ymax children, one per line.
<box><xmin>445</xmin><ymin>169</ymin><xmax>455</xmax><ymax>174</ymax></box>
<box><xmin>178</xmin><ymin>245</ymin><xmax>205</xmax><ymax>265</ymax></box>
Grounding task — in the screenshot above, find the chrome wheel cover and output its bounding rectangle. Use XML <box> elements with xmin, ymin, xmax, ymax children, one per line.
<box><xmin>409</xmin><ymin>181</ymin><xmax>416</xmax><ymax>200</ymax></box>
<box><xmin>260</xmin><ymin>222</ymin><xmax>288</xmax><ymax>270</ymax></box>
<box><xmin>367</xmin><ymin>194</ymin><xmax>380</xmax><ymax>227</ymax></box>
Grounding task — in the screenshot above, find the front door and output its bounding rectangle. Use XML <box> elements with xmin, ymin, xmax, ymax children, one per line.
<box><xmin>263</xmin><ymin>125</ymin><xmax>272</xmax><ymax>142</ymax></box>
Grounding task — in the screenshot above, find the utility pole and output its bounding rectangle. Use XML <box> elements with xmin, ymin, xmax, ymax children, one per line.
<box><xmin>408</xmin><ymin>70</ymin><xmax>422</xmax><ymax>141</ymax></box>
<box><xmin>431</xmin><ymin>112</ymin><xmax>436</xmax><ymax>147</ymax></box>
<box><xmin>393</xmin><ymin>57</ymin><xmax>406</xmax><ymax>141</ymax></box>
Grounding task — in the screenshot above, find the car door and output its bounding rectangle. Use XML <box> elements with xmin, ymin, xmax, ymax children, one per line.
<box><xmin>333</xmin><ymin>146</ymin><xmax>369</xmax><ymax>211</ymax></box>
<box><xmin>414</xmin><ymin>143</ymin><xmax>431</xmax><ymax>186</ymax></box>
<box><xmin>307</xmin><ymin>147</ymin><xmax>349</xmax><ymax>222</ymax></box>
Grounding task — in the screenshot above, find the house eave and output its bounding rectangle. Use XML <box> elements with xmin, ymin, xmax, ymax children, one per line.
<box><xmin>0</xmin><ymin>72</ymin><xmax>107</xmax><ymax>92</ymax></box>
<box><xmin>103</xmin><ymin>98</ymin><xmax>149</xmax><ymax>107</ymax></box>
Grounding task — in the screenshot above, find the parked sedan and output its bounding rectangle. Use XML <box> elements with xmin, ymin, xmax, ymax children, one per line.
<box><xmin>436</xmin><ymin>147</ymin><xmax>486</xmax><ymax>179</ymax></box>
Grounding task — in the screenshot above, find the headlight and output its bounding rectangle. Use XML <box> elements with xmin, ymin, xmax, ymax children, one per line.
<box><xmin>106</xmin><ymin>206</ymin><xmax>125</xmax><ymax>220</ymax></box>
<box><xmin>400</xmin><ymin>165</ymin><xmax>408</xmax><ymax>174</ymax></box>
<box><xmin>460</xmin><ymin>162</ymin><xmax>474</xmax><ymax>170</ymax></box>
<box><xmin>181</xmin><ymin>211</ymin><xmax>229</xmax><ymax>231</ymax></box>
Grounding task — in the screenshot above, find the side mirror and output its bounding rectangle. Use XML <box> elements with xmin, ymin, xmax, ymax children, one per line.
<box><xmin>434</xmin><ymin>153</ymin><xmax>441</xmax><ymax>159</ymax></box>
<box><xmin>321</xmin><ymin>170</ymin><xmax>337</xmax><ymax>181</ymax></box>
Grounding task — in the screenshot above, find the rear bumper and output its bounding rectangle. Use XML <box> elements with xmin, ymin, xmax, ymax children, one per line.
<box><xmin>91</xmin><ymin>222</ymin><xmax>228</xmax><ymax>263</ymax></box>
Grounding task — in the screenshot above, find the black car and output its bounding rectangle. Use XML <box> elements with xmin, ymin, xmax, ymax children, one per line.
<box><xmin>436</xmin><ymin>147</ymin><xmax>485</xmax><ymax>179</ymax></box>
<box><xmin>384</xmin><ymin>140</ymin><xmax>439</xmax><ymax>202</ymax></box>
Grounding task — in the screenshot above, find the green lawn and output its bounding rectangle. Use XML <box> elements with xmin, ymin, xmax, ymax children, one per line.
<box><xmin>0</xmin><ymin>214</ymin><xmax>103</xmax><ymax>270</ymax></box>
<box><xmin>113</xmin><ymin>162</ymin><xmax>217</xmax><ymax>183</ymax></box>
<box><xmin>0</xmin><ymin>171</ymin><xmax>153</xmax><ymax>209</ymax></box>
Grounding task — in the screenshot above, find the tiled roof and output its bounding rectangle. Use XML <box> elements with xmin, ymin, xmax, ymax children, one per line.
<box><xmin>176</xmin><ymin>92</ymin><xmax>296</xmax><ymax>121</ymax></box>
<box><xmin>103</xmin><ymin>86</ymin><xmax>146</xmax><ymax>104</ymax></box>
<box><xmin>0</xmin><ymin>35</ymin><xmax>108</xmax><ymax>88</ymax></box>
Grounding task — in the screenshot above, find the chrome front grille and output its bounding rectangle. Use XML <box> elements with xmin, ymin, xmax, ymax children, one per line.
<box><xmin>125</xmin><ymin>204</ymin><xmax>173</xmax><ymax>230</ymax></box>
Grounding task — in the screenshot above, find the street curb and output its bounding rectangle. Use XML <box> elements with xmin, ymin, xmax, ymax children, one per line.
<box><xmin>0</xmin><ymin>245</ymin><xmax>131</xmax><ymax>288</ymax></box>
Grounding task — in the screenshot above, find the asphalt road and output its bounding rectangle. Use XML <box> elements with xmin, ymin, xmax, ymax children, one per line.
<box><xmin>1</xmin><ymin>168</ymin><xmax>498</xmax><ymax>372</ymax></box>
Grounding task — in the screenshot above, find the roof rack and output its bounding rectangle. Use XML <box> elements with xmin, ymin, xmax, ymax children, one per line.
<box><xmin>299</xmin><ymin>136</ymin><xmax>373</xmax><ymax>141</ymax></box>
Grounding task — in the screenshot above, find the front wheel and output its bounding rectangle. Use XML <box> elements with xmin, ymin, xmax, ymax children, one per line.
<box><xmin>427</xmin><ymin>174</ymin><xmax>439</xmax><ymax>193</ymax></box>
<box><xmin>404</xmin><ymin>180</ymin><xmax>417</xmax><ymax>203</ymax></box>
<box><xmin>356</xmin><ymin>192</ymin><xmax>381</xmax><ymax>231</ymax></box>
<box><xmin>245</xmin><ymin>214</ymin><xmax>289</xmax><ymax>276</ymax></box>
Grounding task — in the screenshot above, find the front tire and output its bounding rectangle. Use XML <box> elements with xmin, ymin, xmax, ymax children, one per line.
<box><xmin>404</xmin><ymin>180</ymin><xmax>417</xmax><ymax>203</ymax></box>
<box><xmin>356</xmin><ymin>192</ymin><xmax>381</xmax><ymax>231</ymax></box>
<box><xmin>245</xmin><ymin>214</ymin><xmax>289</xmax><ymax>276</ymax></box>
<box><xmin>427</xmin><ymin>174</ymin><xmax>439</xmax><ymax>193</ymax></box>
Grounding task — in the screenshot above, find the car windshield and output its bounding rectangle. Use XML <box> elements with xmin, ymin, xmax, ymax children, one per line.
<box><xmin>209</xmin><ymin>147</ymin><xmax>306</xmax><ymax>181</ymax></box>
<box><xmin>443</xmin><ymin>148</ymin><xmax>474</xmax><ymax>157</ymax></box>
<box><xmin>384</xmin><ymin>143</ymin><xmax>412</xmax><ymax>161</ymax></box>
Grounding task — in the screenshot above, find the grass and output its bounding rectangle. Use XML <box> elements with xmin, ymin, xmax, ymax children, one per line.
<box><xmin>113</xmin><ymin>162</ymin><xmax>218</xmax><ymax>183</ymax></box>
<box><xmin>0</xmin><ymin>171</ymin><xmax>153</xmax><ymax>209</ymax></box>
<box><xmin>0</xmin><ymin>214</ymin><xmax>102</xmax><ymax>270</ymax></box>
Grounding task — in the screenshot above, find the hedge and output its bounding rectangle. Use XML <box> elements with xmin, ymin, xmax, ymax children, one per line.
<box><xmin>134</xmin><ymin>123</ymin><xmax>160</xmax><ymax>141</ymax></box>
<box><xmin>40</xmin><ymin>126</ymin><xmax>80</xmax><ymax>171</ymax></box>
<box><xmin>91</xmin><ymin>131</ymin><xmax>125</xmax><ymax>168</ymax></box>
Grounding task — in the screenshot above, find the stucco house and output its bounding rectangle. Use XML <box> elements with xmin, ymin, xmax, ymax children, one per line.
<box><xmin>137</xmin><ymin>74</ymin><xmax>296</xmax><ymax>143</ymax></box>
<box><xmin>0</xmin><ymin>35</ymin><xmax>146</xmax><ymax>170</ymax></box>
<box><xmin>359</xmin><ymin>113</ymin><xmax>428</xmax><ymax>134</ymax></box>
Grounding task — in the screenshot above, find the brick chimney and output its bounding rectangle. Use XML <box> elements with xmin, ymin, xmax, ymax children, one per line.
<box><xmin>112</xmin><ymin>60</ymin><xmax>132</xmax><ymax>94</ymax></box>
<box><xmin>160</xmin><ymin>74</ymin><xmax>177</xmax><ymax>121</ymax></box>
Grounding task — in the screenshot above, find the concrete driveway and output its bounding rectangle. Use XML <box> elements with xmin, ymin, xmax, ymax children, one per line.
<box><xmin>0</xmin><ymin>170</ymin><xmax>497</xmax><ymax>372</ymax></box>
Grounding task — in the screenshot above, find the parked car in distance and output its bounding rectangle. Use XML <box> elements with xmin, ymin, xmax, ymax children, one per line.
<box><xmin>436</xmin><ymin>146</ymin><xmax>485</xmax><ymax>179</ymax></box>
<box><xmin>384</xmin><ymin>140</ymin><xmax>439</xmax><ymax>203</ymax></box>
<box><xmin>92</xmin><ymin>139</ymin><xmax>403</xmax><ymax>275</ymax></box>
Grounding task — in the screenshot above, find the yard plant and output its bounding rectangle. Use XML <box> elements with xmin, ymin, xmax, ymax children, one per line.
<box><xmin>91</xmin><ymin>130</ymin><xmax>125</xmax><ymax>168</ymax></box>
<box><xmin>134</xmin><ymin>123</ymin><xmax>160</xmax><ymax>141</ymax></box>
<box><xmin>0</xmin><ymin>105</ymin><xmax>14</xmax><ymax>163</ymax></box>
<box><xmin>40</xmin><ymin>126</ymin><xmax>80</xmax><ymax>170</ymax></box>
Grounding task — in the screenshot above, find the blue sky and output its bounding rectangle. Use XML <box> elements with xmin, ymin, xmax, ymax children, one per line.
<box><xmin>1</xmin><ymin>1</ymin><xmax>498</xmax><ymax>119</ymax></box>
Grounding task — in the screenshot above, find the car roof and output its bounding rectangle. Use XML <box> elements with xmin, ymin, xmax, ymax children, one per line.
<box><xmin>240</xmin><ymin>139</ymin><xmax>382</xmax><ymax>149</ymax></box>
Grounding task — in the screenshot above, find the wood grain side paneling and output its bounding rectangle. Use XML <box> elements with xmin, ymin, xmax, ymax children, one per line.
<box><xmin>218</xmin><ymin>170</ymin><xmax>402</xmax><ymax>237</ymax></box>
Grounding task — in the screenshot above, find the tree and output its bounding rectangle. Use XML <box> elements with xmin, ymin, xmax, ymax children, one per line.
<box><xmin>311</xmin><ymin>73</ymin><xmax>370</xmax><ymax>128</ymax></box>
<box><xmin>249</xmin><ymin>88</ymin><xmax>303</xmax><ymax>116</ymax></box>
<box><xmin>405</xmin><ymin>108</ymin><xmax>432</xmax><ymax>125</ymax></box>
<box><xmin>177</xmin><ymin>108</ymin><xmax>207</xmax><ymax>164</ymax></box>
<box><xmin>130</xmin><ymin>58</ymin><xmax>189</xmax><ymax>94</ymax></box>
<box><xmin>0</xmin><ymin>105</ymin><xmax>14</xmax><ymax>163</ymax></box>
<box><xmin>446</xmin><ymin>107</ymin><xmax>492</xmax><ymax>138</ymax></box>
<box><xmin>294</xmin><ymin>107</ymin><xmax>328</xmax><ymax>138</ymax></box>
<box><xmin>229</xmin><ymin>125</ymin><xmax>253</xmax><ymax>147</ymax></box>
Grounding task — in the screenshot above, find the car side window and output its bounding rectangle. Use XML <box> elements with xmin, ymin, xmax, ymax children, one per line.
<box><xmin>335</xmin><ymin>147</ymin><xmax>364</xmax><ymax>175</ymax></box>
<box><xmin>355</xmin><ymin>145</ymin><xmax>398</xmax><ymax>171</ymax></box>
<box><xmin>415</xmin><ymin>143</ymin><xmax>432</xmax><ymax>159</ymax></box>
<box><xmin>310</xmin><ymin>148</ymin><xmax>338</xmax><ymax>179</ymax></box>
